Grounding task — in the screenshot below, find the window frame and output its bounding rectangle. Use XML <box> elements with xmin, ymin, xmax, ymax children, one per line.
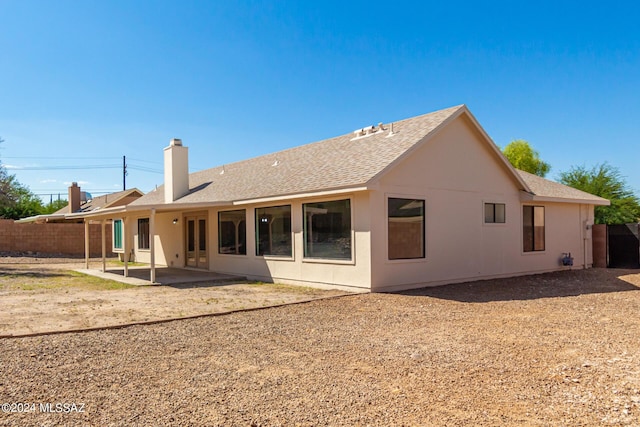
<box><xmin>387</xmin><ymin>197</ymin><xmax>426</xmax><ymax>261</ymax></box>
<box><xmin>255</xmin><ymin>204</ymin><xmax>293</xmax><ymax>259</ymax></box>
<box><xmin>522</xmin><ymin>205</ymin><xmax>545</xmax><ymax>252</ymax></box>
<box><xmin>484</xmin><ymin>202</ymin><xmax>506</xmax><ymax>224</ymax></box>
<box><xmin>218</xmin><ymin>209</ymin><xmax>247</xmax><ymax>256</ymax></box>
<box><xmin>112</xmin><ymin>219</ymin><xmax>124</xmax><ymax>252</ymax></box>
<box><xmin>137</xmin><ymin>218</ymin><xmax>150</xmax><ymax>250</ymax></box>
<box><xmin>302</xmin><ymin>197</ymin><xmax>354</xmax><ymax>264</ymax></box>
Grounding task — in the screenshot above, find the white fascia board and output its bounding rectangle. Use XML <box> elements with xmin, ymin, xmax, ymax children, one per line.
<box><xmin>520</xmin><ymin>191</ymin><xmax>610</xmax><ymax>206</ymax></box>
<box><xmin>15</xmin><ymin>214</ymin><xmax>66</xmax><ymax>223</ymax></box>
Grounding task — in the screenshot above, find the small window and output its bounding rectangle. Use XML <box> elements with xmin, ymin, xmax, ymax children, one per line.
<box><xmin>113</xmin><ymin>219</ymin><xmax>123</xmax><ymax>250</ymax></box>
<box><xmin>484</xmin><ymin>203</ymin><xmax>506</xmax><ymax>223</ymax></box>
<box><xmin>256</xmin><ymin>205</ymin><xmax>292</xmax><ymax>257</ymax></box>
<box><xmin>303</xmin><ymin>199</ymin><xmax>351</xmax><ymax>260</ymax></box>
<box><xmin>523</xmin><ymin>205</ymin><xmax>545</xmax><ymax>252</ymax></box>
<box><xmin>138</xmin><ymin>218</ymin><xmax>150</xmax><ymax>250</ymax></box>
<box><xmin>218</xmin><ymin>210</ymin><xmax>246</xmax><ymax>255</ymax></box>
<box><xmin>388</xmin><ymin>198</ymin><xmax>425</xmax><ymax>260</ymax></box>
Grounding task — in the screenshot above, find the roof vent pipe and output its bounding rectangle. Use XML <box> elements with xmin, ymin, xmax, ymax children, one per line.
<box><xmin>387</xmin><ymin>122</ymin><xmax>395</xmax><ymax>137</ymax></box>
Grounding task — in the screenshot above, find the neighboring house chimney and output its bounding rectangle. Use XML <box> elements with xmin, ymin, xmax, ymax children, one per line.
<box><xmin>68</xmin><ymin>182</ymin><xmax>81</xmax><ymax>213</ymax></box>
<box><xmin>164</xmin><ymin>138</ymin><xmax>189</xmax><ymax>203</ymax></box>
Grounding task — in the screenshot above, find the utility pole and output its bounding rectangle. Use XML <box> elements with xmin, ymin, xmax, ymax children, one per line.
<box><xmin>123</xmin><ymin>155</ymin><xmax>127</xmax><ymax>191</ymax></box>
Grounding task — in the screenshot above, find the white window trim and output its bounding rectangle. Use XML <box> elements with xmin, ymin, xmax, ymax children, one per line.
<box><xmin>521</xmin><ymin>204</ymin><xmax>546</xmax><ymax>254</ymax></box>
<box><xmin>385</xmin><ymin>193</ymin><xmax>427</xmax><ymax>264</ymax></box>
<box><xmin>301</xmin><ymin>196</ymin><xmax>355</xmax><ymax>265</ymax></box>
<box><xmin>483</xmin><ymin>200</ymin><xmax>507</xmax><ymax>226</ymax></box>
<box><xmin>254</xmin><ymin>204</ymin><xmax>295</xmax><ymax>260</ymax></box>
<box><xmin>112</xmin><ymin>218</ymin><xmax>124</xmax><ymax>253</ymax></box>
<box><xmin>137</xmin><ymin>217</ymin><xmax>151</xmax><ymax>252</ymax></box>
<box><xmin>217</xmin><ymin>209</ymin><xmax>248</xmax><ymax>256</ymax></box>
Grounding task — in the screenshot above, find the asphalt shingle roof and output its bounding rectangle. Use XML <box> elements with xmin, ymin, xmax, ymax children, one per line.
<box><xmin>55</xmin><ymin>189</ymin><xmax>144</xmax><ymax>214</ymax></box>
<box><xmin>131</xmin><ymin>104</ymin><xmax>608</xmax><ymax>207</ymax></box>
<box><xmin>133</xmin><ymin>105</ymin><xmax>466</xmax><ymax>206</ymax></box>
<box><xmin>516</xmin><ymin>170</ymin><xmax>609</xmax><ymax>204</ymax></box>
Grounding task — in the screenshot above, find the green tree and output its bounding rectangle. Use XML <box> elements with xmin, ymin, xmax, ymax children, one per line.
<box><xmin>559</xmin><ymin>163</ymin><xmax>640</xmax><ymax>225</ymax></box>
<box><xmin>502</xmin><ymin>139</ymin><xmax>551</xmax><ymax>177</ymax></box>
<box><xmin>0</xmin><ymin>137</ymin><xmax>46</xmax><ymax>219</ymax></box>
<box><xmin>43</xmin><ymin>199</ymin><xmax>68</xmax><ymax>214</ymax></box>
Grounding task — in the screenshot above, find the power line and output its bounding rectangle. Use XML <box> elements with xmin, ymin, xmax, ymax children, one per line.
<box><xmin>2</xmin><ymin>156</ymin><xmax>122</xmax><ymax>160</ymax></box>
<box><xmin>6</xmin><ymin>162</ymin><xmax>162</xmax><ymax>173</ymax></box>
<box><xmin>128</xmin><ymin>165</ymin><xmax>163</xmax><ymax>174</ymax></box>
<box><xmin>128</xmin><ymin>158</ymin><xmax>163</xmax><ymax>165</ymax></box>
<box><xmin>8</xmin><ymin>165</ymin><xmax>120</xmax><ymax>171</ymax></box>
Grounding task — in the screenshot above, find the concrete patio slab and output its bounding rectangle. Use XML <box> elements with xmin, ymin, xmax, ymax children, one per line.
<box><xmin>76</xmin><ymin>266</ymin><xmax>246</xmax><ymax>286</ymax></box>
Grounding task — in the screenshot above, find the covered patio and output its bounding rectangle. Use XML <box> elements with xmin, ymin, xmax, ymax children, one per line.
<box><xmin>71</xmin><ymin>205</ymin><xmax>214</xmax><ymax>284</ymax></box>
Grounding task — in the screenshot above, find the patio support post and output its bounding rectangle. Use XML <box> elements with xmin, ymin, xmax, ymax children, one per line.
<box><xmin>84</xmin><ymin>219</ymin><xmax>90</xmax><ymax>269</ymax></box>
<box><xmin>123</xmin><ymin>217</ymin><xmax>129</xmax><ymax>277</ymax></box>
<box><xmin>101</xmin><ymin>219</ymin><xmax>106</xmax><ymax>273</ymax></box>
<box><xmin>150</xmin><ymin>208</ymin><xmax>156</xmax><ymax>283</ymax></box>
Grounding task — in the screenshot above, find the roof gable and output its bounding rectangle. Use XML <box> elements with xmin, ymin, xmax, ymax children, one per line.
<box><xmin>54</xmin><ymin>188</ymin><xmax>144</xmax><ymax>215</ymax></box>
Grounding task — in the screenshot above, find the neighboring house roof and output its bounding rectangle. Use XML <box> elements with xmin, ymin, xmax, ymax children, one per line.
<box><xmin>517</xmin><ymin>170</ymin><xmax>610</xmax><ymax>205</ymax></box>
<box><xmin>16</xmin><ymin>188</ymin><xmax>144</xmax><ymax>223</ymax></box>
<box><xmin>53</xmin><ymin>188</ymin><xmax>145</xmax><ymax>215</ymax></box>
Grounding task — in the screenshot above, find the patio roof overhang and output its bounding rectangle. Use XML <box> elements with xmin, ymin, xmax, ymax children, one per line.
<box><xmin>69</xmin><ymin>185</ymin><xmax>372</xmax><ymax>221</ymax></box>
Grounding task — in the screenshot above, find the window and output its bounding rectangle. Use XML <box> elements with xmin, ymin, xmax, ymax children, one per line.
<box><xmin>303</xmin><ymin>199</ymin><xmax>351</xmax><ymax>260</ymax></box>
<box><xmin>138</xmin><ymin>218</ymin><xmax>150</xmax><ymax>250</ymax></box>
<box><xmin>484</xmin><ymin>203</ymin><xmax>506</xmax><ymax>223</ymax></box>
<box><xmin>218</xmin><ymin>210</ymin><xmax>246</xmax><ymax>255</ymax></box>
<box><xmin>388</xmin><ymin>198</ymin><xmax>425</xmax><ymax>260</ymax></box>
<box><xmin>523</xmin><ymin>206</ymin><xmax>545</xmax><ymax>252</ymax></box>
<box><xmin>113</xmin><ymin>219</ymin><xmax>123</xmax><ymax>250</ymax></box>
<box><xmin>256</xmin><ymin>205</ymin><xmax>292</xmax><ymax>257</ymax></box>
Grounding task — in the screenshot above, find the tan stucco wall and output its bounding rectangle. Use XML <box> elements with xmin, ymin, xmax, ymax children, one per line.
<box><xmin>206</xmin><ymin>193</ymin><xmax>372</xmax><ymax>290</ymax></box>
<box><xmin>133</xmin><ymin>211</ymin><xmax>184</xmax><ymax>267</ymax></box>
<box><xmin>370</xmin><ymin>115</ymin><xmax>594</xmax><ymax>291</ymax></box>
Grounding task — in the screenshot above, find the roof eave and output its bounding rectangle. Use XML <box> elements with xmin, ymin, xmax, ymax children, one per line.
<box><xmin>520</xmin><ymin>191</ymin><xmax>611</xmax><ymax>206</ymax></box>
<box><xmin>15</xmin><ymin>214</ymin><xmax>67</xmax><ymax>224</ymax></box>
<box><xmin>233</xmin><ymin>185</ymin><xmax>371</xmax><ymax>206</ymax></box>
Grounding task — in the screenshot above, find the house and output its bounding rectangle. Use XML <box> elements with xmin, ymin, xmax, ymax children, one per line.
<box><xmin>77</xmin><ymin>105</ymin><xmax>609</xmax><ymax>291</ymax></box>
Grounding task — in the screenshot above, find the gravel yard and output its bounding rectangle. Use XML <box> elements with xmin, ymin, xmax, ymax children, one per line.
<box><xmin>2</xmin><ymin>268</ymin><xmax>640</xmax><ymax>426</ymax></box>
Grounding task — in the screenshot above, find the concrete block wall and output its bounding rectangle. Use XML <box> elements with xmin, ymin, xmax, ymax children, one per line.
<box><xmin>0</xmin><ymin>219</ymin><xmax>114</xmax><ymax>257</ymax></box>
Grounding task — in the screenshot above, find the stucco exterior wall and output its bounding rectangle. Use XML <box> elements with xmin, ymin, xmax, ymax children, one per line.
<box><xmin>370</xmin><ymin>115</ymin><xmax>594</xmax><ymax>291</ymax></box>
<box><xmin>205</xmin><ymin>192</ymin><xmax>372</xmax><ymax>290</ymax></box>
<box><xmin>132</xmin><ymin>212</ymin><xmax>184</xmax><ymax>267</ymax></box>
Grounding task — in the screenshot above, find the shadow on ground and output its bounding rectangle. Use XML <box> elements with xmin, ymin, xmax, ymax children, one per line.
<box><xmin>395</xmin><ymin>269</ymin><xmax>640</xmax><ymax>303</ymax></box>
<box><xmin>0</xmin><ymin>267</ymin><xmax>69</xmax><ymax>279</ymax></box>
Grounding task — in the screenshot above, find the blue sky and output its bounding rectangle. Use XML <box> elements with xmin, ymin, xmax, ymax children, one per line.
<box><xmin>1</xmin><ymin>0</ymin><xmax>639</xmax><ymax>202</ymax></box>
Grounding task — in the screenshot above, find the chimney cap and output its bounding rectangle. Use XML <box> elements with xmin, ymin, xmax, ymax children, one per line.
<box><xmin>170</xmin><ymin>138</ymin><xmax>183</xmax><ymax>146</ymax></box>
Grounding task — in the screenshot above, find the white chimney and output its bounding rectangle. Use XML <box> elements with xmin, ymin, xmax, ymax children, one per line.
<box><xmin>164</xmin><ymin>138</ymin><xmax>189</xmax><ymax>203</ymax></box>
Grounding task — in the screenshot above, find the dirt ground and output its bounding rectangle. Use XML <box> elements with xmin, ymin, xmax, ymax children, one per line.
<box><xmin>1</xmin><ymin>259</ymin><xmax>640</xmax><ymax>425</ymax></box>
<box><xmin>0</xmin><ymin>256</ymin><xmax>348</xmax><ymax>337</ymax></box>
